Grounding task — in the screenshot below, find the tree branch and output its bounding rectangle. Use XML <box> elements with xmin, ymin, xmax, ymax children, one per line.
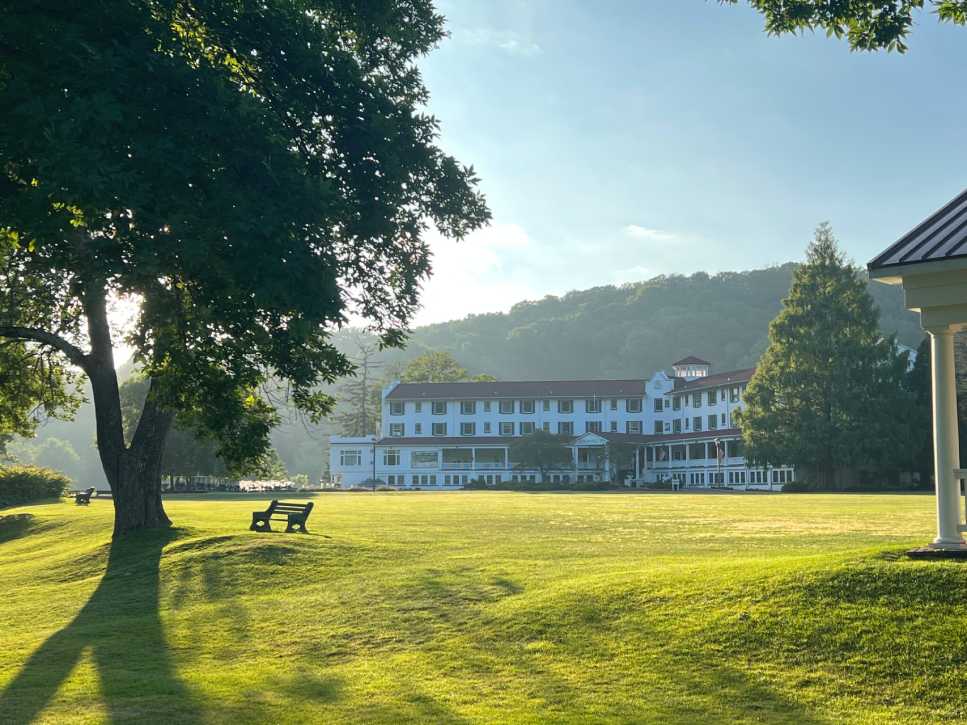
<box><xmin>0</xmin><ymin>326</ymin><xmax>90</xmax><ymax>372</ymax></box>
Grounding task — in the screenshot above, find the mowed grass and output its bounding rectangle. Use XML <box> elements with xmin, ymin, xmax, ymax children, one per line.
<box><xmin>2</xmin><ymin>491</ymin><xmax>966</xmax><ymax>724</ymax></box>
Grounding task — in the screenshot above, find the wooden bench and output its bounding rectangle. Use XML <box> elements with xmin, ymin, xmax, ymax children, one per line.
<box><xmin>250</xmin><ymin>500</ymin><xmax>313</xmax><ymax>533</ymax></box>
<box><xmin>75</xmin><ymin>487</ymin><xmax>96</xmax><ymax>505</ymax></box>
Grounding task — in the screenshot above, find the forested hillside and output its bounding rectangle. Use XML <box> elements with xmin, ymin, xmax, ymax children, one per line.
<box><xmin>375</xmin><ymin>264</ymin><xmax>921</xmax><ymax>379</ymax></box>
<box><xmin>11</xmin><ymin>264</ymin><xmax>921</xmax><ymax>484</ymax></box>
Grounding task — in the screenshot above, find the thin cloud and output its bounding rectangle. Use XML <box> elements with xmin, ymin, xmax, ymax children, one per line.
<box><xmin>623</xmin><ymin>225</ymin><xmax>678</xmax><ymax>242</ymax></box>
<box><xmin>457</xmin><ymin>28</ymin><xmax>542</xmax><ymax>56</ymax></box>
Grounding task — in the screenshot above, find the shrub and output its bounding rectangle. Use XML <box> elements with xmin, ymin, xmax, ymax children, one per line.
<box><xmin>464</xmin><ymin>480</ymin><xmax>622</xmax><ymax>492</ymax></box>
<box><xmin>0</xmin><ymin>465</ymin><xmax>73</xmax><ymax>507</ymax></box>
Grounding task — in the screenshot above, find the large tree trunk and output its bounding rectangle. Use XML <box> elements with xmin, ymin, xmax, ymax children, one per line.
<box><xmin>103</xmin><ymin>394</ymin><xmax>174</xmax><ymax>536</ymax></box>
<box><xmin>83</xmin><ymin>281</ymin><xmax>174</xmax><ymax>536</ymax></box>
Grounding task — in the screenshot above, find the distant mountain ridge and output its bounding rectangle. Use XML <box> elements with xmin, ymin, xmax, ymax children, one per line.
<box><xmin>370</xmin><ymin>263</ymin><xmax>922</xmax><ymax>380</ymax></box>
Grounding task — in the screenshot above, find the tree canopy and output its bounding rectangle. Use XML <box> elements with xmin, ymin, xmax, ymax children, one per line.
<box><xmin>0</xmin><ymin>0</ymin><xmax>488</xmax><ymax>533</ymax></box>
<box><xmin>509</xmin><ymin>431</ymin><xmax>572</xmax><ymax>481</ymax></box>
<box><xmin>398</xmin><ymin>351</ymin><xmax>495</xmax><ymax>383</ymax></box>
<box><xmin>724</xmin><ymin>0</ymin><xmax>967</xmax><ymax>52</ymax></box>
<box><xmin>737</xmin><ymin>224</ymin><xmax>914</xmax><ymax>485</ymax></box>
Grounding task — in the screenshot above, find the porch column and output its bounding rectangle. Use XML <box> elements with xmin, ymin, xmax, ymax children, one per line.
<box><xmin>471</xmin><ymin>448</ymin><xmax>476</xmax><ymax>471</ymax></box>
<box><xmin>929</xmin><ymin>327</ymin><xmax>963</xmax><ymax>546</ymax></box>
<box><xmin>571</xmin><ymin>446</ymin><xmax>578</xmax><ymax>471</ymax></box>
<box><xmin>635</xmin><ymin>447</ymin><xmax>641</xmax><ymax>481</ymax></box>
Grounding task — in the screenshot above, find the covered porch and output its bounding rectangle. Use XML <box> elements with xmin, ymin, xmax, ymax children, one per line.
<box><xmin>441</xmin><ymin>447</ymin><xmax>508</xmax><ymax>471</ymax></box>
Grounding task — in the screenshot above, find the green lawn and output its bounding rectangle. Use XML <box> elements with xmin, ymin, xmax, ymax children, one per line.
<box><xmin>1</xmin><ymin>491</ymin><xmax>965</xmax><ymax>724</ymax></box>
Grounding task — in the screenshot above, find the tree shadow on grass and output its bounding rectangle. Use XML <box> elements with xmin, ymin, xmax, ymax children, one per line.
<box><xmin>0</xmin><ymin>528</ymin><xmax>202</xmax><ymax>724</ymax></box>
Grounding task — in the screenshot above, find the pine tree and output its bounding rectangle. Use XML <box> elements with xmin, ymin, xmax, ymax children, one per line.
<box><xmin>737</xmin><ymin>223</ymin><xmax>910</xmax><ymax>487</ymax></box>
<box><xmin>334</xmin><ymin>337</ymin><xmax>383</xmax><ymax>436</ymax></box>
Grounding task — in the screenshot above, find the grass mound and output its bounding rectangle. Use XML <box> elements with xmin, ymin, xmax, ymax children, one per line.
<box><xmin>0</xmin><ymin>492</ymin><xmax>963</xmax><ymax>723</ymax></box>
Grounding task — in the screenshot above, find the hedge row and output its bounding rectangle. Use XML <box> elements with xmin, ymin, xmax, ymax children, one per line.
<box><xmin>464</xmin><ymin>480</ymin><xmax>621</xmax><ymax>492</ymax></box>
<box><xmin>0</xmin><ymin>465</ymin><xmax>73</xmax><ymax>507</ymax></box>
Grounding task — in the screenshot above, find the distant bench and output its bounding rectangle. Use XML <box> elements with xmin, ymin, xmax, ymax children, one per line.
<box><xmin>74</xmin><ymin>487</ymin><xmax>96</xmax><ymax>505</ymax></box>
<box><xmin>250</xmin><ymin>500</ymin><xmax>313</xmax><ymax>533</ymax></box>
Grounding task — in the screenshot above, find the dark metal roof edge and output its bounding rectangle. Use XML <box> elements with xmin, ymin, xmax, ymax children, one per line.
<box><xmin>869</xmin><ymin>188</ymin><xmax>967</xmax><ymax>270</ymax></box>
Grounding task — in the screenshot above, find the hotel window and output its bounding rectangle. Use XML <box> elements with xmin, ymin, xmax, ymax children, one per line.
<box><xmin>500</xmin><ymin>421</ymin><xmax>515</xmax><ymax>436</ymax></box>
<box><xmin>414</xmin><ymin>423</ymin><xmax>422</xmax><ymax>434</ymax></box>
<box><xmin>558</xmin><ymin>421</ymin><xmax>574</xmax><ymax>435</ymax></box>
<box><xmin>708</xmin><ymin>390</ymin><xmax>717</xmax><ymax>406</ymax></box>
<box><xmin>383</xmin><ymin>449</ymin><xmax>400</xmax><ymax>466</ymax></box>
<box><xmin>432</xmin><ymin>401</ymin><xmax>447</xmax><ymax>415</ymax></box>
<box><xmin>708</xmin><ymin>414</ymin><xmax>717</xmax><ymax>430</ymax></box>
<box><xmin>586</xmin><ymin>421</ymin><xmax>602</xmax><ymax>433</ymax></box>
<box><xmin>653</xmin><ymin>398</ymin><xmax>663</xmax><ymax>412</ymax></box>
<box><xmin>460</xmin><ymin>400</ymin><xmax>476</xmax><ymax>415</ymax></box>
<box><xmin>673</xmin><ymin>419</ymin><xmax>682</xmax><ymax>433</ymax></box>
<box><xmin>460</xmin><ymin>422</ymin><xmax>475</xmax><ymax>436</ymax></box>
<box><xmin>483</xmin><ymin>401</ymin><xmax>491</xmax><ymax>412</ymax></box>
<box><xmin>653</xmin><ymin>421</ymin><xmax>663</xmax><ymax>434</ymax></box>
<box><xmin>730</xmin><ymin>386</ymin><xmax>740</xmax><ymax>403</ymax></box>
<box><xmin>389</xmin><ymin>423</ymin><xmax>404</xmax><ymax>437</ymax></box>
<box><xmin>412</xmin><ymin>451</ymin><xmax>438</xmax><ymax>467</ymax></box>
<box><xmin>610</xmin><ymin>399</ymin><xmax>618</xmax><ymax>410</ymax></box>
<box><xmin>586</xmin><ymin>398</ymin><xmax>602</xmax><ymax>414</ymax></box>
<box><xmin>626</xmin><ymin>420</ymin><xmax>642</xmax><ymax>434</ymax></box>
<box><xmin>626</xmin><ymin>398</ymin><xmax>642</xmax><ymax>413</ymax></box>
<box><xmin>610</xmin><ymin>421</ymin><xmax>618</xmax><ymax>432</ymax></box>
<box><xmin>692</xmin><ymin>393</ymin><xmax>701</xmax><ymax>408</ymax></box>
<box><xmin>542</xmin><ymin>422</ymin><xmax>551</xmax><ymax>432</ymax></box>
<box><xmin>684</xmin><ymin>418</ymin><xmax>690</xmax><ymax>430</ymax></box>
<box><xmin>389</xmin><ymin>401</ymin><xmax>404</xmax><ymax>416</ymax></box>
<box><xmin>672</xmin><ymin>396</ymin><xmax>681</xmax><ymax>411</ymax></box>
<box><xmin>693</xmin><ymin>416</ymin><xmax>702</xmax><ymax>432</ymax></box>
<box><xmin>483</xmin><ymin>422</ymin><xmax>492</xmax><ymax>434</ymax></box>
<box><xmin>721</xmin><ymin>413</ymin><xmax>727</xmax><ymax>426</ymax></box>
<box><xmin>559</xmin><ymin>399</ymin><xmax>574</xmax><ymax>414</ymax></box>
<box><xmin>414</xmin><ymin>402</ymin><xmax>422</xmax><ymax>413</ymax></box>
<box><xmin>499</xmin><ymin>400</ymin><xmax>515</xmax><ymax>414</ymax></box>
<box><xmin>432</xmin><ymin>422</ymin><xmax>447</xmax><ymax>436</ymax></box>
<box><xmin>542</xmin><ymin>399</ymin><xmax>551</xmax><ymax>411</ymax></box>
<box><xmin>520</xmin><ymin>421</ymin><xmax>536</xmax><ymax>435</ymax></box>
<box><xmin>339</xmin><ymin>449</ymin><xmax>362</xmax><ymax>466</ymax></box>
<box><xmin>520</xmin><ymin>399</ymin><xmax>535</xmax><ymax>414</ymax></box>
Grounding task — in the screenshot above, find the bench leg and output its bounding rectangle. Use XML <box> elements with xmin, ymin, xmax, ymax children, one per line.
<box><xmin>286</xmin><ymin>516</ymin><xmax>308</xmax><ymax>534</ymax></box>
<box><xmin>250</xmin><ymin>514</ymin><xmax>272</xmax><ymax>532</ymax></box>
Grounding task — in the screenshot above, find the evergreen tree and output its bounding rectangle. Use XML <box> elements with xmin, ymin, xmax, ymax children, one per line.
<box><xmin>334</xmin><ymin>337</ymin><xmax>383</xmax><ymax>436</ymax></box>
<box><xmin>904</xmin><ymin>338</ymin><xmax>934</xmax><ymax>484</ymax></box>
<box><xmin>737</xmin><ymin>224</ymin><xmax>911</xmax><ymax>486</ymax></box>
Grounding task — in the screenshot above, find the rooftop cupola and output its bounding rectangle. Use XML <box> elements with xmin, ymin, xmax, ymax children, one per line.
<box><xmin>672</xmin><ymin>356</ymin><xmax>711</xmax><ymax>380</ymax></box>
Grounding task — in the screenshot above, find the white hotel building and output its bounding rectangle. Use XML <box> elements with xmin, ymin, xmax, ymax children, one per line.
<box><xmin>329</xmin><ymin>357</ymin><xmax>796</xmax><ymax>489</ymax></box>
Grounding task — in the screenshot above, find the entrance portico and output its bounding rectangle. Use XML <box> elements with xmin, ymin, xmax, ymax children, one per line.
<box><xmin>869</xmin><ymin>188</ymin><xmax>967</xmax><ymax>553</ymax></box>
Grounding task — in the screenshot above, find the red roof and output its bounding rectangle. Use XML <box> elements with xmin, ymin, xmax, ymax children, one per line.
<box><xmin>385</xmin><ymin>379</ymin><xmax>647</xmax><ymax>400</ymax></box>
<box><xmin>674</xmin><ymin>368</ymin><xmax>755</xmax><ymax>392</ymax></box>
<box><xmin>372</xmin><ymin>428</ymin><xmax>741</xmax><ymax>447</ymax></box>
<box><xmin>642</xmin><ymin>427</ymin><xmax>741</xmax><ymax>443</ymax></box>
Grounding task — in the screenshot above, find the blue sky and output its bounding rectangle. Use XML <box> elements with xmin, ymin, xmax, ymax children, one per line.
<box><xmin>410</xmin><ymin>0</ymin><xmax>967</xmax><ymax>325</ymax></box>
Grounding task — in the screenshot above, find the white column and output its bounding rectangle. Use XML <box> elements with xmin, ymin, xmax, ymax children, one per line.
<box><xmin>929</xmin><ymin>327</ymin><xmax>964</xmax><ymax>546</ymax></box>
